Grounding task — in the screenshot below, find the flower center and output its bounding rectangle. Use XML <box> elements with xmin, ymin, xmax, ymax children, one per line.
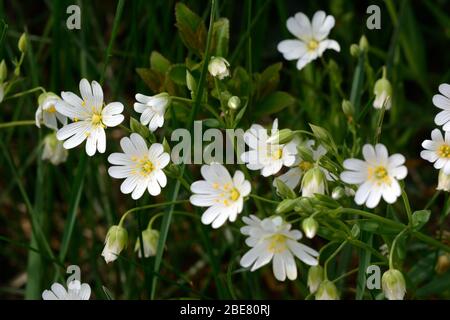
<box><xmin>368</xmin><ymin>165</ymin><xmax>390</xmax><ymax>185</ymax></box>
<box><xmin>299</xmin><ymin>160</ymin><xmax>313</xmax><ymax>171</ymax></box>
<box><xmin>46</xmin><ymin>104</ymin><xmax>56</xmax><ymax>113</ymax></box>
<box><xmin>267</xmin><ymin>234</ymin><xmax>287</xmax><ymax>253</ymax></box>
<box><xmin>229</xmin><ymin>188</ymin><xmax>240</xmax><ymax>201</ymax></box>
<box><xmin>271</xmin><ymin>148</ymin><xmax>283</xmax><ymax>160</ymax></box>
<box><xmin>308</xmin><ymin>40</ymin><xmax>319</xmax><ymax>51</ymax></box>
<box><xmin>140</xmin><ymin>158</ymin><xmax>155</xmax><ymax>176</ymax></box>
<box><xmin>438</xmin><ymin>144</ymin><xmax>450</xmax><ymax>158</ymax></box>
<box><xmin>91</xmin><ymin>113</ymin><xmax>104</xmax><ymax>127</ymax></box>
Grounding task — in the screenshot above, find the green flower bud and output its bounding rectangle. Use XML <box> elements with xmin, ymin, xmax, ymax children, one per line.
<box><xmin>435</xmin><ymin>254</ymin><xmax>450</xmax><ymax>275</ymax></box>
<box><xmin>359</xmin><ymin>35</ymin><xmax>369</xmax><ymax>52</ymax></box>
<box><xmin>341</xmin><ymin>99</ymin><xmax>354</xmax><ymax>118</ymax></box>
<box><xmin>350</xmin><ymin>44</ymin><xmax>360</xmax><ymax>57</ymax></box>
<box><xmin>275</xmin><ymin>198</ymin><xmax>298</xmax><ymax>215</ymax></box>
<box><xmin>301</xmin><ymin>167</ymin><xmax>327</xmax><ymax>198</ymax></box>
<box><xmin>302</xmin><ymin>217</ymin><xmax>318</xmax><ymax>239</ymax></box>
<box><xmin>135</xmin><ymin>229</ymin><xmax>159</xmax><ymax>258</ymax></box>
<box><xmin>102</xmin><ymin>225</ymin><xmax>128</xmax><ymax>263</ymax></box>
<box><xmin>18</xmin><ymin>33</ymin><xmax>27</xmax><ymax>53</ymax></box>
<box><xmin>373</xmin><ymin>77</ymin><xmax>392</xmax><ymax>110</ymax></box>
<box><xmin>0</xmin><ymin>60</ymin><xmax>7</xmax><ymax>82</ymax></box>
<box><xmin>274</xmin><ymin>178</ymin><xmax>296</xmax><ymax>199</ymax></box>
<box><xmin>186</xmin><ymin>70</ymin><xmax>196</xmax><ymax>92</ymax></box>
<box><xmin>227</xmin><ymin>96</ymin><xmax>241</xmax><ymax>110</ymax></box>
<box><xmin>382</xmin><ymin>269</ymin><xmax>406</xmax><ymax>300</ymax></box>
<box><xmin>307</xmin><ymin>265</ymin><xmax>324</xmax><ymax>293</ymax></box>
<box><xmin>316</xmin><ymin>280</ymin><xmax>339</xmax><ymax>300</ymax></box>
<box><xmin>331</xmin><ymin>186</ymin><xmax>345</xmax><ymax>200</ymax></box>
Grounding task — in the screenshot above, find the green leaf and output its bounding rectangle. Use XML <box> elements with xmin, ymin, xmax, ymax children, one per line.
<box><xmin>274</xmin><ymin>178</ymin><xmax>296</xmax><ymax>199</ymax></box>
<box><xmin>167</xmin><ymin>64</ymin><xmax>187</xmax><ymax>86</ymax></box>
<box><xmin>150</xmin><ymin>51</ymin><xmax>171</xmax><ymax>73</ymax></box>
<box><xmin>130</xmin><ymin>117</ymin><xmax>150</xmax><ymax>139</ymax></box>
<box><xmin>211</xmin><ymin>18</ymin><xmax>229</xmax><ymax>57</ymax></box>
<box><xmin>254</xmin><ymin>91</ymin><xmax>295</xmax><ymax>117</ymax></box>
<box><xmin>255</xmin><ymin>62</ymin><xmax>282</xmax><ymax>99</ymax></box>
<box><xmin>175</xmin><ymin>3</ymin><xmax>206</xmax><ymax>57</ymax></box>
<box><xmin>412</xmin><ymin>210</ymin><xmax>431</xmax><ymax>230</ymax></box>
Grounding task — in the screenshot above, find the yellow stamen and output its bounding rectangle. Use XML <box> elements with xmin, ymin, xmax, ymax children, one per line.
<box><xmin>46</xmin><ymin>105</ymin><xmax>56</xmax><ymax>113</ymax></box>
<box><xmin>267</xmin><ymin>234</ymin><xmax>287</xmax><ymax>253</ymax></box>
<box><xmin>299</xmin><ymin>160</ymin><xmax>313</xmax><ymax>171</ymax></box>
<box><xmin>272</xmin><ymin>148</ymin><xmax>283</xmax><ymax>160</ymax></box>
<box><xmin>368</xmin><ymin>165</ymin><xmax>390</xmax><ymax>185</ymax></box>
<box><xmin>438</xmin><ymin>144</ymin><xmax>450</xmax><ymax>158</ymax></box>
<box><xmin>308</xmin><ymin>40</ymin><xmax>319</xmax><ymax>51</ymax></box>
<box><xmin>229</xmin><ymin>188</ymin><xmax>240</xmax><ymax>201</ymax></box>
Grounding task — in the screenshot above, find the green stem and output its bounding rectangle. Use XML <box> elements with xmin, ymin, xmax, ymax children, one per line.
<box><xmin>389</xmin><ymin>227</ymin><xmax>409</xmax><ymax>269</ymax></box>
<box><xmin>333</xmin><ymin>207</ymin><xmax>403</xmax><ymax>229</ymax></box>
<box><xmin>118</xmin><ymin>200</ymin><xmax>189</xmax><ymax>227</ymax></box>
<box><xmin>3</xmin><ymin>86</ymin><xmax>46</xmax><ymax>101</ymax></box>
<box><xmin>0</xmin><ymin>120</ymin><xmax>36</xmax><ymax>129</ymax></box>
<box><xmin>249</xmin><ymin>193</ymin><xmax>279</xmax><ymax>204</ymax></box>
<box><xmin>401</xmin><ymin>189</ymin><xmax>413</xmax><ymax>225</ymax></box>
<box><xmin>324</xmin><ymin>240</ymin><xmax>348</xmax><ymax>280</ymax></box>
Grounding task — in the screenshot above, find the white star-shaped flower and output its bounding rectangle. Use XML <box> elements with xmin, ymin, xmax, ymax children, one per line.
<box><xmin>108</xmin><ymin>133</ymin><xmax>170</xmax><ymax>200</ymax></box>
<box><xmin>56</xmin><ymin>79</ymin><xmax>124</xmax><ymax>156</ymax></box>
<box><xmin>421</xmin><ymin>129</ymin><xmax>450</xmax><ymax>174</ymax></box>
<box><xmin>340</xmin><ymin>144</ymin><xmax>408</xmax><ymax>208</ymax></box>
<box><xmin>190</xmin><ymin>163</ymin><xmax>251</xmax><ymax>229</ymax></box>
<box><xmin>35</xmin><ymin>93</ymin><xmax>67</xmax><ymax>130</ymax></box>
<box><xmin>134</xmin><ymin>92</ymin><xmax>170</xmax><ymax>132</ymax></box>
<box><xmin>433</xmin><ymin>83</ymin><xmax>450</xmax><ymax>131</ymax></box>
<box><xmin>277</xmin><ymin>11</ymin><xmax>340</xmax><ymax>70</ymax></box>
<box><xmin>240</xmin><ymin>215</ymin><xmax>319</xmax><ymax>281</ymax></box>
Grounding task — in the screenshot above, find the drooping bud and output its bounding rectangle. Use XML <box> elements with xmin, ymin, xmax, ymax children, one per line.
<box><xmin>134</xmin><ymin>229</ymin><xmax>159</xmax><ymax>258</ymax></box>
<box><xmin>18</xmin><ymin>33</ymin><xmax>28</xmax><ymax>53</ymax></box>
<box><xmin>302</xmin><ymin>217</ymin><xmax>318</xmax><ymax>239</ymax></box>
<box><xmin>373</xmin><ymin>68</ymin><xmax>392</xmax><ymax>110</ymax></box>
<box><xmin>315</xmin><ymin>280</ymin><xmax>339</xmax><ymax>300</ymax></box>
<box><xmin>342</xmin><ymin>99</ymin><xmax>354</xmax><ymax>118</ymax></box>
<box><xmin>102</xmin><ymin>225</ymin><xmax>128</xmax><ymax>263</ymax></box>
<box><xmin>437</xmin><ymin>169</ymin><xmax>450</xmax><ymax>192</ymax></box>
<box><xmin>301</xmin><ymin>167</ymin><xmax>327</xmax><ymax>198</ymax></box>
<box><xmin>42</xmin><ymin>133</ymin><xmax>68</xmax><ymax>165</ymax></box>
<box><xmin>208</xmin><ymin>56</ymin><xmax>230</xmax><ymax>80</ymax></box>
<box><xmin>382</xmin><ymin>269</ymin><xmax>406</xmax><ymax>300</ymax></box>
<box><xmin>307</xmin><ymin>265</ymin><xmax>324</xmax><ymax>293</ymax></box>
<box><xmin>350</xmin><ymin>44</ymin><xmax>360</xmax><ymax>57</ymax></box>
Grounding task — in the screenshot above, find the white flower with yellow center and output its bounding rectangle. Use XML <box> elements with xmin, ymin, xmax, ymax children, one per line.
<box><xmin>340</xmin><ymin>144</ymin><xmax>408</xmax><ymax>209</ymax></box>
<box><xmin>134</xmin><ymin>92</ymin><xmax>170</xmax><ymax>132</ymax></box>
<box><xmin>55</xmin><ymin>79</ymin><xmax>124</xmax><ymax>156</ymax></box>
<box><xmin>275</xmin><ymin>139</ymin><xmax>330</xmax><ymax>190</ymax></box>
<box><xmin>433</xmin><ymin>83</ymin><xmax>450</xmax><ymax>130</ymax></box>
<box><xmin>240</xmin><ymin>215</ymin><xmax>319</xmax><ymax>281</ymax></box>
<box><xmin>42</xmin><ymin>280</ymin><xmax>91</xmax><ymax>300</ymax></box>
<box><xmin>108</xmin><ymin>133</ymin><xmax>170</xmax><ymax>200</ymax></box>
<box><xmin>421</xmin><ymin>129</ymin><xmax>450</xmax><ymax>174</ymax></box>
<box><xmin>241</xmin><ymin>119</ymin><xmax>297</xmax><ymax>177</ymax></box>
<box><xmin>35</xmin><ymin>92</ymin><xmax>67</xmax><ymax>130</ymax></box>
<box><xmin>277</xmin><ymin>11</ymin><xmax>340</xmax><ymax>70</ymax></box>
<box><xmin>190</xmin><ymin>163</ymin><xmax>251</xmax><ymax>229</ymax></box>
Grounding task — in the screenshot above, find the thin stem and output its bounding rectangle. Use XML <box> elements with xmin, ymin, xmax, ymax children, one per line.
<box><xmin>249</xmin><ymin>193</ymin><xmax>279</xmax><ymax>204</ymax></box>
<box><xmin>389</xmin><ymin>227</ymin><xmax>409</xmax><ymax>269</ymax></box>
<box><xmin>424</xmin><ymin>190</ymin><xmax>441</xmax><ymax>210</ymax></box>
<box><xmin>3</xmin><ymin>86</ymin><xmax>46</xmax><ymax>101</ymax></box>
<box><xmin>118</xmin><ymin>200</ymin><xmax>189</xmax><ymax>227</ymax></box>
<box><xmin>324</xmin><ymin>240</ymin><xmax>348</xmax><ymax>280</ymax></box>
<box><xmin>0</xmin><ymin>120</ymin><xmax>36</xmax><ymax>129</ymax></box>
<box><xmin>401</xmin><ymin>189</ymin><xmax>413</xmax><ymax>225</ymax></box>
<box><xmin>333</xmin><ymin>207</ymin><xmax>403</xmax><ymax>229</ymax></box>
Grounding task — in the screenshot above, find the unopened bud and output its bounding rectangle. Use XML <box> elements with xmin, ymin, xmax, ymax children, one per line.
<box><xmin>307</xmin><ymin>265</ymin><xmax>324</xmax><ymax>293</ymax></box>
<box><xmin>382</xmin><ymin>269</ymin><xmax>406</xmax><ymax>300</ymax></box>
<box><xmin>302</xmin><ymin>217</ymin><xmax>318</xmax><ymax>239</ymax></box>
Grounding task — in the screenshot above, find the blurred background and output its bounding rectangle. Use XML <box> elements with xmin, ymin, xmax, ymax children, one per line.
<box><xmin>0</xmin><ymin>0</ymin><xmax>449</xmax><ymax>299</ymax></box>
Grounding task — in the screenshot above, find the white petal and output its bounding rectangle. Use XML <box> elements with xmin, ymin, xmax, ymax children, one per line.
<box><xmin>287</xmin><ymin>13</ymin><xmax>312</xmax><ymax>41</ymax></box>
<box><xmin>272</xmin><ymin>253</ymin><xmax>286</xmax><ymax>281</ymax></box>
<box><xmin>366</xmin><ymin>188</ymin><xmax>382</xmax><ymax>208</ymax></box>
<box><xmin>277</xmin><ymin>40</ymin><xmax>307</xmax><ymax>60</ymax></box>
<box><xmin>354</xmin><ymin>181</ymin><xmax>372</xmax><ymax>205</ymax></box>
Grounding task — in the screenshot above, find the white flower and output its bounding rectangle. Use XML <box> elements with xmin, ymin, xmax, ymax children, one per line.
<box><xmin>208</xmin><ymin>56</ymin><xmax>230</xmax><ymax>79</ymax></box>
<box><xmin>190</xmin><ymin>163</ymin><xmax>251</xmax><ymax>229</ymax></box>
<box><xmin>437</xmin><ymin>169</ymin><xmax>450</xmax><ymax>192</ymax></box>
<box><xmin>102</xmin><ymin>225</ymin><xmax>128</xmax><ymax>263</ymax></box>
<box><xmin>373</xmin><ymin>78</ymin><xmax>392</xmax><ymax>110</ymax></box>
<box><xmin>240</xmin><ymin>215</ymin><xmax>319</xmax><ymax>281</ymax></box>
<box><xmin>108</xmin><ymin>133</ymin><xmax>170</xmax><ymax>200</ymax></box>
<box><xmin>340</xmin><ymin>144</ymin><xmax>408</xmax><ymax>209</ymax></box>
<box><xmin>241</xmin><ymin>119</ymin><xmax>296</xmax><ymax>177</ymax></box>
<box><xmin>42</xmin><ymin>132</ymin><xmax>68</xmax><ymax>165</ymax></box>
<box><xmin>134</xmin><ymin>92</ymin><xmax>169</xmax><ymax>132</ymax></box>
<box><xmin>55</xmin><ymin>79</ymin><xmax>124</xmax><ymax>156</ymax></box>
<box><xmin>382</xmin><ymin>269</ymin><xmax>406</xmax><ymax>300</ymax></box>
<box><xmin>135</xmin><ymin>229</ymin><xmax>159</xmax><ymax>258</ymax></box>
<box><xmin>433</xmin><ymin>83</ymin><xmax>450</xmax><ymax>130</ymax></box>
<box><xmin>35</xmin><ymin>92</ymin><xmax>67</xmax><ymax>130</ymax></box>
<box><xmin>420</xmin><ymin>129</ymin><xmax>450</xmax><ymax>174</ymax></box>
<box><xmin>275</xmin><ymin>139</ymin><xmax>328</xmax><ymax>190</ymax></box>
<box><xmin>277</xmin><ymin>11</ymin><xmax>340</xmax><ymax>70</ymax></box>
<box><xmin>42</xmin><ymin>280</ymin><xmax>91</xmax><ymax>300</ymax></box>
